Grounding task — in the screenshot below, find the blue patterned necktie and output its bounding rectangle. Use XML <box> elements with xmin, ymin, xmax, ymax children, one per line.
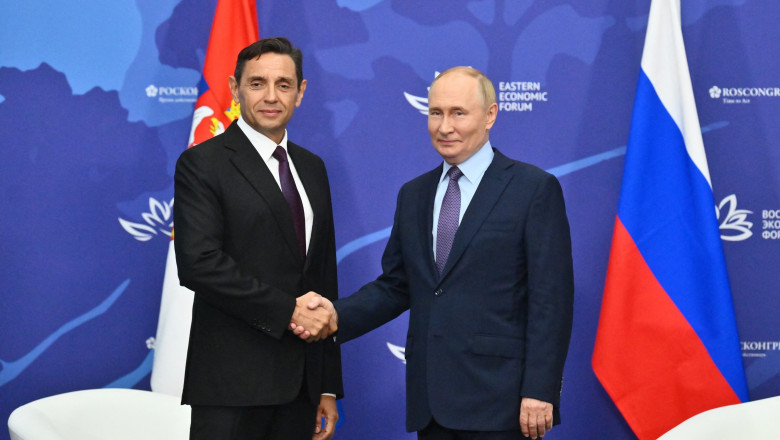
<box><xmin>273</xmin><ymin>146</ymin><xmax>306</xmax><ymax>260</ymax></box>
<box><xmin>436</xmin><ymin>166</ymin><xmax>463</xmax><ymax>274</ymax></box>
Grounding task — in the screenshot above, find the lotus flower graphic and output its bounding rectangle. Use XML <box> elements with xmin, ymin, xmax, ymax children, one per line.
<box><xmin>118</xmin><ymin>197</ymin><xmax>174</xmax><ymax>242</ymax></box>
<box><xmin>717</xmin><ymin>194</ymin><xmax>753</xmax><ymax>241</ymax></box>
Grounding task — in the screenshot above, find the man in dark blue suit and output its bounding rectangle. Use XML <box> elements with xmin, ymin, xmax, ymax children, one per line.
<box><xmin>295</xmin><ymin>66</ymin><xmax>573</xmax><ymax>439</ymax></box>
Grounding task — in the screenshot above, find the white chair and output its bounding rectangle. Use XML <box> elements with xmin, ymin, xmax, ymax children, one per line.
<box><xmin>8</xmin><ymin>388</ymin><xmax>190</xmax><ymax>440</ymax></box>
<box><xmin>659</xmin><ymin>395</ymin><xmax>780</xmax><ymax>440</ymax></box>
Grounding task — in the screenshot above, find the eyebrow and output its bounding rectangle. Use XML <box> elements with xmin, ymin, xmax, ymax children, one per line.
<box><xmin>245</xmin><ymin>75</ymin><xmax>295</xmax><ymax>84</ymax></box>
<box><xmin>429</xmin><ymin>106</ymin><xmax>466</xmax><ymax>112</ymax></box>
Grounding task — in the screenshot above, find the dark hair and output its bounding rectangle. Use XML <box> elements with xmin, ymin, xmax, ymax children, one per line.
<box><xmin>233</xmin><ymin>37</ymin><xmax>304</xmax><ymax>88</ymax></box>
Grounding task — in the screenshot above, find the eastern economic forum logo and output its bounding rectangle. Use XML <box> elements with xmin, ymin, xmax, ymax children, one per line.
<box><xmin>709</xmin><ymin>85</ymin><xmax>780</xmax><ymax>104</ymax></box>
<box><xmin>497</xmin><ymin>81</ymin><xmax>549</xmax><ymax>112</ymax></box>
<box><xmin>404</xmin><ymin>72</ymin><xmax>550</xmax><ymax>114</ymax></box>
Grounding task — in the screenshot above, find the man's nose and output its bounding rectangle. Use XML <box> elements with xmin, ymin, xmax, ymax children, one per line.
<box><xmin>264</xmin><ymin>86</ymin><xmax>278</xmax><ymax>102</ymax></box>
<box><xmin>439</xmin><ymin>115</ymin><xmax>454</xmax><ymax>134</ymax></box>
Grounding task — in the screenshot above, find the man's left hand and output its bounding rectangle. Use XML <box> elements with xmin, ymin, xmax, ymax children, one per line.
<box><xmin>313</xmin><ymin>395</ymin><xmax>338</xmax><ymax>440</ymax></box>
<box><xmin>519</xmin><ymin>397</ymin><xmax>553</xmax><ymax>439</ymax></box>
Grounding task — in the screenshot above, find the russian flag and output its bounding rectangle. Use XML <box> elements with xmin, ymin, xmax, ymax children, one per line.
<box><xmin>150</xmin><ymin>0</ymin><xmax>258</xmax><ymax>397</ymax></box>
<box><xmin>592</xmin><ymin>0</ymin><xmax>748</xmax><ymax>438</ymax></box>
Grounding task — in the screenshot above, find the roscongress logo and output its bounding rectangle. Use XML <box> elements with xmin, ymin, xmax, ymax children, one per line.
<box><xmin>742</xmin><ymin>341</ymin><xmax>780</xmax><ymax>358</ymax></box>
<box><xmin>709</xmin><ymin>84</ymin><xmax>780</xmax><ymax>104</ymax></box>
<box><xmin>145</xmin><ymin>84</ymin><xmax>198</xmax><ymax>103</ymax></box>
<box><xmin>709</xmin><ymin>86</ymin><xmax>721</xmax><ymax>99</ymax></box>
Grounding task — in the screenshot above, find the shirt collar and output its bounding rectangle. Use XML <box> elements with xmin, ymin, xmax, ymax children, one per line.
<box><xmin>439</xmin><ymin>140</ymin><xmax>494</xmax><ymax>184</ymax></box>
<box><xmin>237</xmin><ymin>116</ymin><xmax>289</xmax><ymax>162</ymax></box>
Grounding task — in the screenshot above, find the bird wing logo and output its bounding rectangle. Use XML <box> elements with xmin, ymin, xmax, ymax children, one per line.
<box><xmin>386</xmin><ymin>342</ymin><xmax>406</xmax><ymax>364</ymax></box>
<box><xmin>404</xmin><ymin>92</ymin><xmax>428</xmax><ymax>115</ymax></box>
<box><xmin>404</xmin><ymin>71</ymin><xmax>441</xmax><ymax>115</ymax></box>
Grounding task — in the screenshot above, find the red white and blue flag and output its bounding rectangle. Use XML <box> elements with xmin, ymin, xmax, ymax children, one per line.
<box><xmin>592</xmin><ymin>0</ymin><xmax>748</xmax><ymax>438</ymax></box>
<box><xmin>151</xmin><ymin>0</ymin><xmax>259</xmax><ymax>397</ymax></box>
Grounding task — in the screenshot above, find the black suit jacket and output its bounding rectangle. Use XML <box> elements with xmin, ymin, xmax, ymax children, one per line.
<box><xmin>335</xmin><ymin>149</ymin><xmax>573</xmax><ymax>432</ymax></box>
<box><xmin>174</xmin><ymin>120</ymin><xmax>342</xmax><ymax>406</ymax></box>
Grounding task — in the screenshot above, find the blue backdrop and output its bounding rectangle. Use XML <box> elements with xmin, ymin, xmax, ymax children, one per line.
<box><xmin>1</xmin><ymin>1</ymin><xmax>778</xmax><ymax>439</ymax></box>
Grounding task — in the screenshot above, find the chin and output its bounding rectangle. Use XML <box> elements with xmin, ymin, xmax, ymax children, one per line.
<box><xmin>434</xmin><ymin>146</ymin><xmax>454</xmax><ymax>157</ymax></box>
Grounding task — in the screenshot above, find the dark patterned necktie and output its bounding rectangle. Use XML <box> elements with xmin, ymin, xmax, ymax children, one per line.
<box><xmin>272</xmin><ymin>146</ymin><xmax>306</xmax><ymax>260</ymax></box>
<box><xmin>436</xmin><ymin>166</ymin><xmax>463</xmax><ymax>274</ymax></box>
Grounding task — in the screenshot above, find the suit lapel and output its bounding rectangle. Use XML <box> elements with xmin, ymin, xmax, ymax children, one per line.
<box><xmin>438</xmin><ymin>150</ymin><xmax>514</xmax><ymax>280</ymax></box>
<box><xmin>224</xmin><ymin>122</ymin><xmax>303</xmax><ymax>264</ymax></box>
<box><xmin>418</xmin><ymin>166</ymin><xmax>442</xmax><ymax>278</ymax></box>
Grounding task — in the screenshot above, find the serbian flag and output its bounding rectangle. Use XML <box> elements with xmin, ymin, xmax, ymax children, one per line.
<box><xmin>592</xmin><ymin>0</ymin><xmax>749</xmax><ymax>438</ymax></box>
<box><xmin>151</xmin><ymin>0</ymin><xmax>258</xmax><ymax>397</ymax></box>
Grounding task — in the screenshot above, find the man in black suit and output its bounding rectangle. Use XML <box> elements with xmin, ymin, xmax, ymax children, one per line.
<box><xmin>174</xmin><ymin>37</ymin><xmax>342</xmax><ymax>440</ymax></box>
<box><xmin>295</xmin><ymin>66</ymin><xmax>573</xmax><ymax>439</ymax></box>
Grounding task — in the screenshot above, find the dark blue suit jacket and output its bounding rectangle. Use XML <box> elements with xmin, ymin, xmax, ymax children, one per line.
<box><xmin>335</xmin><ymin>149</ymin><xmax>573</xmax><ymax>432</ymax></box>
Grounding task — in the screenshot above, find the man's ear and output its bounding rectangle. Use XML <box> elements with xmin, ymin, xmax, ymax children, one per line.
<box><xmin>485</xmin><ymin>102</ymin><xmax>498</xmax><ymax>130</ymax></box>
<box><xmin>295</xmin><ymin>79</ymin><xmax>307</xmax><ymax>107</ymax></box>
<box><xmin>228</xmin><ymin>76</ymin><xmax>239</xmax><ymax>102</ymax></box>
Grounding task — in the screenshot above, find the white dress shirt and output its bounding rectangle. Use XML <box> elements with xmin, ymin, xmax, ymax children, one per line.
<box><xmin>237</xmin><ymin>116</ymin><xmax>313</xmax><ymax>254</ymax></box>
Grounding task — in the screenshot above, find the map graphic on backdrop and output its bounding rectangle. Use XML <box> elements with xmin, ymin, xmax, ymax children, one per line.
<box><xmin>1</xmin><ymin>1</ymin><xmax>778</xmax><ymax>439</ymax></box>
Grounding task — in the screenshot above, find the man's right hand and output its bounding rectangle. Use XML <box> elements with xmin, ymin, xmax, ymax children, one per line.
<box><xmin>290</xmin><ymin>292</ymin><xmax>333</xmax><ymax>342</ymax></box>
<box><xmin>290</xmin><ymin>294</ymin><xmax>338</xmax><ymax>341</ymax></box>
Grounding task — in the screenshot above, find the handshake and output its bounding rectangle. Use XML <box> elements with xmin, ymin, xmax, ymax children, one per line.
<box><xmin>289</xmin><ymin>291</ymin><xmax>338</xmax><ymax>342</ymax></box>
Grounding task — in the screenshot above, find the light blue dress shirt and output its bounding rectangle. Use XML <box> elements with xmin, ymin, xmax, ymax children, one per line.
<box><xmin>432</xmin><ymin>141</ymin><xmax>494</xmax><ymax>260</ymax></box>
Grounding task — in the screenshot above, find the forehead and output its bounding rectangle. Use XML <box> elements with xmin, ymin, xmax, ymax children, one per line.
<box><xmin>243</xmin><ymin>52</ymin><xmax>297</xmax><ymax>80</ymax></box>
<box><xmin>428</xmin><ymin>73</ymin><xmax>480</xmax><ymax>107</ymax></box>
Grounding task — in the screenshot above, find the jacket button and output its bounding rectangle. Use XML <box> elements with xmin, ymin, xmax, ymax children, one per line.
<box><xmin>434</xmin><ymin>289</ymin><xmax>442</xmax><ymax>296</ymax></box>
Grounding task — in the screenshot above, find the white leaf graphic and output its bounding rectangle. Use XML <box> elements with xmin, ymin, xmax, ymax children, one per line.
<box><xmin>142</xmin><ymin>197</ymin><xmax>170</xmax><ymax>224</ymax></box>
<box><xmin>403</xmin><ymin>92</ymin><xmax>429</xmax><ymax>115</ymax></box>
<box><xmin>118</xmin><ymin>218</ymin><xmax>157</xmax><ymax>242</ymax></box>
<box><xmin>140</xmin><ymin>197</ymin><xmax>174</xmax><ymax>235</ymax></box>
<box><xmin>387</xmin><ymin>342</ymin><xmax>406</xmax><ymax>364</ymax></box>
